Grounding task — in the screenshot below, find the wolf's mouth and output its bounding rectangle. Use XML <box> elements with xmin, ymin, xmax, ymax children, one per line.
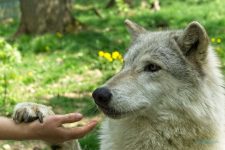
<box><xmin>97</xmin><ymin>105</ymin><xmax>126</xmax><ymax>119</ymax></box>
<box><xmin>97</xmin><ymin>103</ymin><xmax>148</xmax><ymax>119</ymax></box>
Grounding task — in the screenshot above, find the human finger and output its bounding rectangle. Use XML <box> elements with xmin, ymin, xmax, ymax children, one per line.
<box><xmin>51</xmin><ymin>113</ymin><xmax>83</xmax><ymax>125</ymax></box>
<box><xmin>67</xmin><ymin>120</ymin><xmax>98</xmax><ymax>139</ymax></box>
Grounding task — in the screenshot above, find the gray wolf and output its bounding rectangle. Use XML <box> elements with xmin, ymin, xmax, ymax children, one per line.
<box><xmin>13</xmin><ymin>20</ymin><xmax>225</xmax><ymax>150</ymax></box>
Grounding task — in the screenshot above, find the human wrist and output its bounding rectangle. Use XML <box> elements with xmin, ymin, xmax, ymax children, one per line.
<box><xmin>5</xmin><ymin>118</ymin><xmax>35</xmax><ymax>140</ymax></box>
<box><xmin>23</xmin><ymin>121</ymin><xmax>43</xmax><ymax>140</ymax></box>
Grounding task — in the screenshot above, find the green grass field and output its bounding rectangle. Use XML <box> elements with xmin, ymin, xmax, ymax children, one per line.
<box><xmin>0</xmin><ymin>0</ymin><xmax>225</xmax><ymax>149</ymax></box>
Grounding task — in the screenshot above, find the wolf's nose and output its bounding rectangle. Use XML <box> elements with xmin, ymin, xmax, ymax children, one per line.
<box><xmin>92</xmin><ymin>87</ymin><xmax>112</xmax><ymax>106</ymax></box>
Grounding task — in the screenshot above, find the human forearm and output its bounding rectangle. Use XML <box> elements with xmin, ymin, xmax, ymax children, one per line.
<box><xmin>0</xmin><ymin>117</ymin><xmax>31</xmax><ymax>140</ymax></box>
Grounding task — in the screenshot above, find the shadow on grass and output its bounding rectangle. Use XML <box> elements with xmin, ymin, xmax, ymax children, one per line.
<box><xmin>48</xmin><ymin>95</ymin><xmax>100</xmax><ymax>117</ymax></box>
<box><xmin>15</xmin><ymin>30</ymin><xmax>113</xmax><ymax>54</ymax></box>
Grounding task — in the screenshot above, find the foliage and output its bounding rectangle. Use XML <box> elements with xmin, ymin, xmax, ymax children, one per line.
<box><xmin>211</xmin><ymin>37</ymin><xmax>225</xmax><ymax>68</ymax></box>
<box><xmin>96</xmin><ymin>50</ymin><xmax>123</xmax><ymax>71</ymax></box>
<box><xmin>0</xmin><ymin>38</ymin><xmax>21</xmax><ymax>64</ymax></box>
<box><xmin>161</xmin><ymin>0</ymin><xmax>211</xmax><ymax>5</ymax></box>
<box><xmin>0</xmin><ymin>38</ymin><xmax>21</xmax><ymax>115</ymax></box>
<box><xmin>116</xmin><ymin>0</ymin><xmax>129</xmax><ymax>13</ymax></box>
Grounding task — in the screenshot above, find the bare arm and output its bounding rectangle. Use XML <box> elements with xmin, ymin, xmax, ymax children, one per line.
<box><xmin>0</xmin><ymin>117</ymin><xmax>30</xmax><ymax>140</ymax></box>
<box><xmin>0</xmin><ymin>113</ymin><xmax>98</xmax><ymax>143</ymax></box>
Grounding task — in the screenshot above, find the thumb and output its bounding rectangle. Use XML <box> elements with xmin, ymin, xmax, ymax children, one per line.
<box><xmin>56</xmin><ymin>113</ymin><xmax>83</xmax><ymax>125</ymax></box>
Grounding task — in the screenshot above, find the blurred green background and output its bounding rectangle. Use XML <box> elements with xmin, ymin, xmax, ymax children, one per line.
<box><xmin>0</xmin><ymin>0</ymin><xmax>225</xmax><ymax>149</ymax></box>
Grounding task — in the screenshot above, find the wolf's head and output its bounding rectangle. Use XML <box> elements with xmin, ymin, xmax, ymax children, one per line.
<box><xmin>92</xmin><ymin>20</ymin><xmax>215</xmax><ymax>119</ymax></box>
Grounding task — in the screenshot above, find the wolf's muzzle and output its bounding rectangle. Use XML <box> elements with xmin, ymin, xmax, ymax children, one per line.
<box><xmin>92</xmin><ymin>87</ymin><xmax>112</xmax><ymax>107</ymax></box>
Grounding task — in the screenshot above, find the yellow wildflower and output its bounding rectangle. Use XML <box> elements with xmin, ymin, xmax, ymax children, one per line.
<box><xmin>103</xmin><ymin>52</ymin><xmax>112</xmax><ymax>62</ymax></box>
<box><xmin>98</xmin><ymin>51</ymin><xmax>104</xmax><ymax>57</ymax></box>
<box><xmin>28</xmin><ymin>72</ymin><xmax>33</xmax><ymax>76</ymax></box>
<box><xmin>217</xmin><ymin>38</ymin><xmax>221</xmax><ymax>43</ymax></box>
<box><xmin>18</xmin><ymin>76</ymin><xmax>23</xmax><ymax>81</ymax></box>
<box><xmin>211</xmin><ymin>38</ymin><xmax>215</xmax><ymax>43</ymax></box>
<box><xmin>108</xmin><ymin>57</ymin><xmax>113</xmax><ymax>62</ymax></box>
<box><xmin>112</xmin><ymin>51</ymin><xmax>120</xmax><ymax>59</ymax></box>
<box><xmin>118</xmin><ymin>54</ymin><xmax>123</xmax><ymax>61</ymax></box>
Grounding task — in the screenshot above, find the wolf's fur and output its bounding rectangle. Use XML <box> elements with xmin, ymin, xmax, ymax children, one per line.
<box><xmin>13</xmin><ymin>20</ymin><xmax>225</xmax><ymax>150</ymax></box>
<box><xmin>98</xmin><ymin>20</ymin><xmax>225</xmax><ymax>150</ymax></box>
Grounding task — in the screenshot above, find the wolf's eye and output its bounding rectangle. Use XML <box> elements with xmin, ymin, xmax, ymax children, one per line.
<box><xmin>144</xmin><ymin>64</ymin><xmax>161</xmax><ymax>72</ymax></box>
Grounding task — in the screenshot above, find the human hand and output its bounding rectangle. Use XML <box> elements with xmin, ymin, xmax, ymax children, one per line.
<box><xmin>27</xmin><ymin>113</ymin><xmax>98</xmax><ymax>144</ymax></box>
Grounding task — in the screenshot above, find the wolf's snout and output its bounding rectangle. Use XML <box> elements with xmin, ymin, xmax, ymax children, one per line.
<box><xmin>92</xmin><ymin>87</ymin><xmax>112</xmax><ymax>107</ymax></box>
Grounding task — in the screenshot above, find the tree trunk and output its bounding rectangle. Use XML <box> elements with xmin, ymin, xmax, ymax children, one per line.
<box><xmin>15</xmin><ymin>0</ymin><xmax>81</xmax><ymax>35</ymax></box>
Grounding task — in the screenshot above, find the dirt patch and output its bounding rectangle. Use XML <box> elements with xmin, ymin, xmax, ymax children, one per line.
<box><xmin>0</xmin><ymin>141</ymin><xmax>48</xmax><ymax>150</ymax></box>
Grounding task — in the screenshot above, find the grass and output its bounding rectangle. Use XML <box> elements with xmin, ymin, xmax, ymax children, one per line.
<box><xmin>0</xmin><ymin>0</ymin><xmax>225</xmax><ymax>149</ymax></box>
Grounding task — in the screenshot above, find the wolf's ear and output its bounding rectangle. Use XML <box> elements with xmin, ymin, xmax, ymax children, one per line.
<box><xmin>125</xmin><ymin>19</ymin><xmax>146</xmax><ymax>40</ymax></box>
<box><xmin>176</xmin><ymin>21</ymin><xmax>209</xmax><ymax>64</ymax></box>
